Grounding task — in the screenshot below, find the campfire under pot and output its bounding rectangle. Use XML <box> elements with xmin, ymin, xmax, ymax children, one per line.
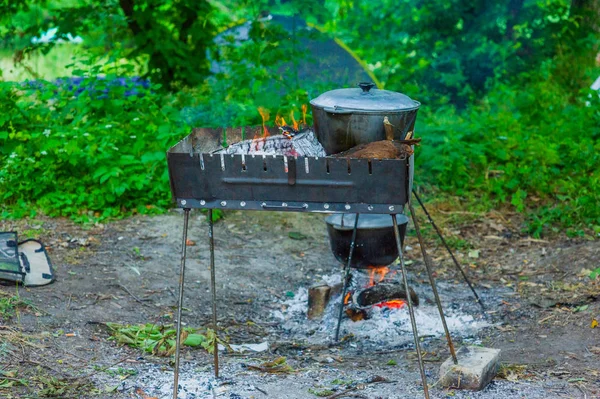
<box><xmin>307</xmin><ymin>214</ymin><xmax>418</xmax><ymax>321</ymax></box>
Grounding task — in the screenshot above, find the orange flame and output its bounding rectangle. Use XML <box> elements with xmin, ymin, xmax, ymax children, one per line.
<box><xmin>344</xmin><ymin>292</ymin><xmax>352</xmax><ymax>305</ymax></box>
<box><xmin>257</xmin><ymin>107</ymin><xmax>270</xmax><ymax>138</ymax></box>
<box><xmin>275</xmin><ymin>115</ymin><xmax>287</xmax><ymax>127</ymax></box>
<box><xmin>301</xmin><ymin>104</ymin><xmax>307</xmax><ymax>126</ymax></box>
<box><xmin>366</xmin><ymin>266</ymin><xmax>395</xmax><ymax>287</ymax></box>
<box><xmin>256</xmin><ymin>105</ymin><xmax>306</xmax><ymax>140</ymax></box>
<box><xmin>366</xmin><ymin>266</ymin><xmax>405</xmax><ymax>309</ymax></box>
<box><xmin>289</xmin><ymin>110</ymin><xmax>299</xmax><ymax>131</ymax></box>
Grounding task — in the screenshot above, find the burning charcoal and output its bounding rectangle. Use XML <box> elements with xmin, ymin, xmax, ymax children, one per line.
<box><xmin>354</xmin><ymin>283</ymin><xmax>419</xmax><ymax>308</ymax></box>
<box><xmin>345</xmin><ymin>308</ymin><xmax>368</xmax><ymax>321</ymax></box>
<box><xmin>215</xmin><ymin>130</ymin><xmax>326</xmax><ymax>157</ymax></box>
<box><xmin>279</xmin><ymin>125</ymin><xmax>298</xmax><ymax>139</ymax></box>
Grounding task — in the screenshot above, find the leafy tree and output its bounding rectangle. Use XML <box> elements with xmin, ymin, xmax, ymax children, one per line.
<box><xmin>1</xmin><ymin>0</ymin><xmax>216</xmax><ymax>87</ymax></box>
<box><xmin>325</xmin><ymin>0</ymin><xmax>584</xmax><ymax>105</ymax></box>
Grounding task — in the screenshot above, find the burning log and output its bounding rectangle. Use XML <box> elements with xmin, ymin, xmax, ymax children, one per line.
<box><xmin>354</xmin><ymin>283</ymin><xmax>419</xmax><ymax>308</ymax></box>
<box><xmin>307</xmin><ymin>285</ymin><xmax>332</xmax><ymax>319</ymax></box>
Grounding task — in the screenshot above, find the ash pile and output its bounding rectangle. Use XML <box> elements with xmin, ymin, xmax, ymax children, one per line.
<box><xmin>272</xmin><ymin>272</ymin><xmax>491</xmax><ymax>349</ymax></box>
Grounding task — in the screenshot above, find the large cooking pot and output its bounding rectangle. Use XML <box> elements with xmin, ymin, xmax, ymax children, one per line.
<box><xmin>310</xmin><ymin>82</ymin><xmax>420</xmax><ymax>155</ymax></box>
<box><xmin>325</xmin><ymin>214</ymin><xmax>409</xmax><ymax>269</ymax></box>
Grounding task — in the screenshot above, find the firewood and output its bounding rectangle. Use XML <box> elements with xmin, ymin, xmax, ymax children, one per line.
<box><xmin>307</xmin><ymin>285</ymin><xmax>331</xmax><ymax>319</ymax></box>
<box><xmin>355</xmin><ymin>283</ymin><xmax>419</xmax><ymax>307</ymax></box>
<box><xmin>332</xmin><ymin>139</ymin><xmax>419</xmax><ymax>160</ymax></box>
<box><xmin>383</xmin><ymin>116</ymin><xmax>395</xmax><ymax>141</ymax></box>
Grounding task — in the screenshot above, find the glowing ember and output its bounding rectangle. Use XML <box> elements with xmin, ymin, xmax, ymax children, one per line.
<box><xmin>344</xmin><ymin>292</ymin><xmax>352</xmax><ymax>305</ymax></box>
<box><xmin>375</xmin><ymin>299</ymin><xmax>406</xmax><ymax>309</ymax></box>
<box><xmin>344</xmin><ymin>266</ymin><xmax>407</xmax><ymax>311</ymax></box>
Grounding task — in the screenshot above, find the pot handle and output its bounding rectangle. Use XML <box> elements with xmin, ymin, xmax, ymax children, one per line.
<box><xmin>359</xmin><ymin>82</ymin><xmax>375</xmax><ymax>92</ymax></box>
<box><xmin>323</xmin><ymin>106</ymin><xmax>353</xmax><ymax>114</ymax></box>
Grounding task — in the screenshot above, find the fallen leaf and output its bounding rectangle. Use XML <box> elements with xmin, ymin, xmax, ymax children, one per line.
<box><xmin>185</xmin><ymin>239</ymin><xmax>195</xmax><ymax>246</ymax></box>
<box><xmin>578</xmin><ymin>268</ymin><xmax>592</xmax><ymax>278</ymax></box>
<box><xmin>489</xmin><ymin>222</ymin><xmax>505</xmax><ymax>232</ymax></box>
<box><xmin>592</xmin><ymin>319</ymin><xmax>598</xmax><ymax>329</ymax></box>
<box><xmin>135</xmin><ymin>387</ymin><xmax>159</xmax><ymax>399</ymax></box>
<box><xmin>288</xmin><ymin>231</ymin><xmax>307</xmax><ymax>240</ymax></box>
<box><xmin>468</xmin><ymin>250</ymin><xmax>480</xmax><ymax>259</ymax></box>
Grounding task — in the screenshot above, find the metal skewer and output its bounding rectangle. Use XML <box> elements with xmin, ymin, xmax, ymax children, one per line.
<box><xmin>392</xmin><ymin>214</ymin><xmax>430</xmax><ymax>399</ymax></box>
<box><xmin>409</xmin><ymin>202</ymin><xmax>458</xmax><ymax>365</ymax></box>
<box><xmin>208</xmin><ymin>209</ymin><xmax>219</xmax><ymax>378</ymax></box>
<box><xmin>173</xmin><ymin>208</ymin><xmax>190</xmax><ymax>399</ymax></box>
<box><xmin>412</xmin><ymin>189</ymin><xmax>485</xmax><ymax>313</ymax></box>
<box><xmin>334</xmin><ymin>213</ymin><xmax>360</xmax><ymax>342</ymax></box>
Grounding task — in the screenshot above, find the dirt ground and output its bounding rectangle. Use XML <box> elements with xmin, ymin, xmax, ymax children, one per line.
<box><xmin>1</xmin><ymin>209</ymin><xmax>599</xmax><ymax>399</ymax></box>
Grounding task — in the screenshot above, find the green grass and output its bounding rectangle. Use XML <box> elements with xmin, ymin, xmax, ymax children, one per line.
<box><xmin>0</xmin><ymin>292</ymin><xmax>31</xmax><ymax>321</ymax></box>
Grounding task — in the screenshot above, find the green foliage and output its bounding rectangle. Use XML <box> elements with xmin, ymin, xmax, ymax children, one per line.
<box><xmin>417</xmin><ymin>71</ymin><xmax>600</xmax><ymax>235</ymax></box>
<box><xmin>2</xmin><ymin>0</ymin><xmax>216</xmax><ymax>87</ymax></box>
<box><xmin>0</xmin><ymin>77</ymin><xmax>191</xmax><ymax>222</ymax></box>
<box><xmin>308</xmin><ymin>388</ymin><xmax>335</xmax><ymax>397</ymax></box>
<box><xmin>0</xmin><ymin>0</ymin><xmax>599</xmax><ymax>235</ymax></box>
<box><xmin>326</xmin><ymin>0</ymin><xmax>574</xmax><ymax>106</ymax></box>
<box><xmin>105</xmin><ymin>323</ymin><xmax>224</xmax><ymax>356</ymax></box>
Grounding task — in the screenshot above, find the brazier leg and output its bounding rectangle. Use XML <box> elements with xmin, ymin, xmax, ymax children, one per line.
<box><xmin>392</xmin><ymin>214</ymin><xmax>430</xmax><ymax>399</ymax></box>
<box><xmin>409</xmin><ymin>202</ymin><xmax>458</xmax><ymax>365</ymax></box>
<box><xmin>208</xmin><ymin>209</ymin><xmax>219</xmax><ymax>378</ymax></box>
<box><xmin>334</xmin><ymin>213</ymin><xmax>360</xmax><ymax>342</ymax></box>
<box><xmin>173</xmin><ymin>208</ymin><xmax>190</xmax><ymax>399</ymax></box>
<box><xmin>412</xmin><ymin>189</ymin><xmax>485</xmax><ymax>313</ymax></box>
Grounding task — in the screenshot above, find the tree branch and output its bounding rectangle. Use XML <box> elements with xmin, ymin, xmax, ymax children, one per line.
<box><xmin>118</xmin><ymin>0</ymin><xmax>142</xmax><ymax>36</ymax></box>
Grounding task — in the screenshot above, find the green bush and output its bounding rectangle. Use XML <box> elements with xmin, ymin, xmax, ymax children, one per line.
<box><xmin>0</xmin><ymin>77</ymin><xmax>190</xmax><ymax>222</ymax></box>
<box><xmin>417</xmin><ymin>74</ymin><xmax>600</xmax><ymax>235</ymax></box>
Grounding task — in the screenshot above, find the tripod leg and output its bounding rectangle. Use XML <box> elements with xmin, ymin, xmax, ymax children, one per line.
<box><xmin>392</xmin><ymin>215</ymin><xmax>430</xmax><ymax>399</ymax></box>
<box><xmin>412</xmin><ymin>189</ymin><xmax>485</xmax><ymax>313</ymax></box>
<box><xmin>208</xmin><ymin>209</ymin><xmax>219</xmax><ymax>378</ymax></box>
<box><xmin>409</xmin><ymin>203</ymin><xmax>458</xmax><ymax>365</ymax></box>
<box><xmin>335</xmin><ymin>214</ymin><xmax>360</xmax><ymax>342</ymax></box>
<box><xmin>173</xmin><ymin>208</ymin><xmax>190</xmax><ymax>399</ymax></box>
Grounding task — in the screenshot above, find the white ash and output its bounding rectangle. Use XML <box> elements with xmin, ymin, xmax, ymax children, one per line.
<box><xmin>92</xmin><ymin>362</ymin><xmax>216</xmax><ymax>399</ymax></box>
<box><xmin>321</xmin><ymin>273</ymin><xmax>341</xmax><ymax>286</ymax></box>
<box><xmin>93</xmin><ymin>356</ymin><xmax>576</xmax><ymax>399</ymax></box>
<box><xmin>215</xmin><ymin>130</ymin><xmax>326</xmax><ymax>157</ymax></box>
<box><xmin>274</xmin><ymin>274</ymin><xmax>491</xmax><ymax>347</ymax></box>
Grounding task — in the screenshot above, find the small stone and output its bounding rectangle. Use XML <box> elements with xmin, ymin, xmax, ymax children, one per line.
<box><xmin>439</xmin><ymin>346</ymin><xmax>501</xmax><ymax>391</ymax></box>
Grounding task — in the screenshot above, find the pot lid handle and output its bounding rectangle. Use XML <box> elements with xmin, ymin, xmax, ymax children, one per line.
<box><xmin>358</xmin><ymin>82</ymin><xmax>375</xmax><ymax>93</ymax></box>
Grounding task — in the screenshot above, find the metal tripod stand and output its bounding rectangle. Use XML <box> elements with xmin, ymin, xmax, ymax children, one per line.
<box><xmin>171</xmin><ymin>191</ymin><xmax>484</xmax><ymax>399</ymax></box>
<box><xmin>333</xmin><ymin>190</ymin><xmax>485</xmax><ymax>398</ymax></box>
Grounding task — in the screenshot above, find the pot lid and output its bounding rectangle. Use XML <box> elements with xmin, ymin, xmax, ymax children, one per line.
<box><xmin>310</xmin><ymin>82</ymin><xmax>420</xmax><ymax>112</ymax></box>
<box><xmin>325</xmin><ymin>214</ymin><xmax>409</xmax><ymax>230</ymax></box>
